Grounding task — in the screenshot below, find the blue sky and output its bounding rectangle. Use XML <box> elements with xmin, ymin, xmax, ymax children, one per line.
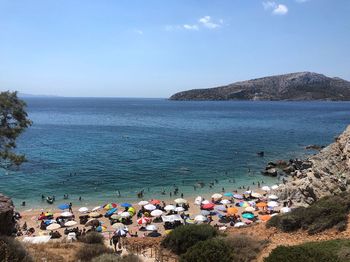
<box><xmin>0</xmin><ymin>0</ymin><xmax>349</xmax><ymax>97</ymax></box>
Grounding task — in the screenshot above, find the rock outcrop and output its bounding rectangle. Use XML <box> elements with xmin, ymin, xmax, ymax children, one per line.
<box><xmin>170</xmin><ymin>72</ymin><xmax>350</xmax><ymax>101</ymax></box>
<box><xmin>277</xmin><ymin>125</ymin><xmax>350</xmax><ymax>207</ymax></box>
<box><xmin>0</xmin><ymin>194</ymin><xmax>15</xmax><ymax>235</ymax></box>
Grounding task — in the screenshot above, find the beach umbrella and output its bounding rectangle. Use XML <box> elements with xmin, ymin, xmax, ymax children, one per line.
<box><xmin>60</xmin><ymin>211</ymin><xmax>73</xmax><ymax>217</ymax></box>
<box><xmin>194</xmin><ymin>215</ymin><xmax>207</xmax><ymax>223</ymax></box>
<box><xmin>271</xmin><ymin>185</ymin><xmax>279</xmax><ymax>190</ymax></box>
<box><xmin>174</xmin><ymin>207</ymin><xmax>185</xmax><ymax>212</ymax></box>
<box><xmin>268</xmin><ymin>195</ymin><xmax>279</xmax><ymax>200</ymax></box>
<box><xmin>96</xmin><ymin>225</ymin><xmax>107</xmax><ymax>232</ymax></box>
<box><xmin>224</xmin><ymin>192</ymin><xmax>233</xmax><ymax>197</ymax></box>
<box><xmin>174</xmin><ymin>198</ymin><xmax>187</xmax><ymax>204</ymax></box>
<box><xmin>104</xmin><ymin>203</ymin><xmax>117</xmax><ymax>210</ymax></box>
<box><xmin>194</xmin><ymin>196</ymin><xmax>202</xmax><ymax>205</ymax></box>
<box><xmin>45</xmin><ymin>212</ymin><xmax>53</xmax><ymax>217</ymax></box>
<box><xmin>234</xmin><ymin>222</ymin><xmax>246</xmax><ymax>228</ymax></box>
<box><xmin>227</xmin><ymin>207</ymin><xmax>238</xmax><ymax>215</ymax></box>
<box><xmin>144</xmin><ymin>204</ymin><xmax>156</xmax><ymax>211</ymax></box>
<box><xmin>150</xmin><ymin>209</ymin><xmax>163</xmax><ymax>217</ymax></box>
<box><xmin>112</xmin><ymin>223</ymin><xmax>127</xmax><ymax>230</ymax></box>
<box><xmin>150</xmin><ymin>199</ymin><xmax>161</xmax><ymax>205</ymax></box>
<box><xmin>46</xmin><ymin>223</ymin><xmax>61</xmax><ymax>230</ymax></box>
<box><xmin>120</xmin><ymin>203</ymin><xmax>132</xmax><ymax>208</ymax></box>
<box><xmin>256</xmin><ymin>202</ymin><xmax>267</xmax><ymax>208</ymax></box>
<box><xmin>239</xmin><ymin>202</ymin><xmax>250</xmax><ymax>208</ymax></box>
<box><xmin>110</xmin><ymin>214</ymin><xmax>119</xmax><ymax>220</ymax></box>
<box><xmin>105</xmin><ymin>208</ymin><xmax>118</xmax><ymax>217</ymax></box>
<box><xmin>202</xmin><ymin>203</ymin><xmax>215</xmax><ymax>210</ymax></box>
<box><xmin>233</xmin><ymin>194</ymin><xmax>243</xmax><ymax>199</ymax></box>
<box><xmin>64</xmin><ymin>220</ymin><xmax>78</xmax><ymax>227</ymax></box>
<box><xmin>260</xmin><ymin>215</ymin><xmax>272</xmax><ymax>222</ymax></box>
<box><xmin>280</xmin><ymin>207</ymin><xmax>291</xmax><ymax>213</ymax></box>
<box><xmin>78</xmin><ymin>207</ymin><xmax>89</xmax><ymax>213</ymax></box>
<box><xmin>251</xmin><ymin>192</ymin><xmax>262</xmax><ymax>198</ymax></box>
<box><xmin>242</xmin><ymin>213</ymin><xmax>255</xmax><ymax>219</ymax></box>
<box><xmin>267</xmin><ymin>201</ymin><xmax>279</xmax><ymax>207</ymax></box>
<box><xmin>146</xmin><ymin>225</ymin><xmax>157</xmax><ymax>231</ymax></box>
<box><xmin>261</xmin><ymin>186</ymin><xmax>271</xmax><ymax>191</ymax></box>
<box><xmin>201</xmin><ymin>200</ymin><xmax>210</xmax><ymax>205</ymax></box>
<box><xmin>92</xmin><ymin>206</ymin><xmax>102</xmax><ymax>212</ymax></box>
<box><xmin>89</xmin><ymin>212</ymin><xmax>101</xmax><ymax>218</ymax></box>
<box><xmin>137</xmin><ymin>217</ymin><xmax>151</xmax><ymax>225</ymax></box>
<box><xmin>120</xmin><ymin>212</ymin><xmax>131</xmax><ymax>218</ymax></box>
<box><xmin>138</xmin><ymin>201</ymin><xmax>149</xmax><ymax>206</ymax></box>
<box><xmin>220</xmin><ymin>199</ymin><xmax>231</xmax><ymax>205</ymax></box>
<box><xmin>215</xmin><ymin>205</ymin><xmax>227</xmax><ymax>212</ymax></box>
<box><xmin>58</xmin><ymin>203</ymin><xmax>69</xmax><ymax>210</ymax></box>
<box><xmin>116</xmin><ymin>228</ymin><xmax>127</xmax><ymax>236</ymax></box>
<box><xmin>201</xmin><ymin>210</ymin><xmax>210</xmax><ymax>216</ymax></box>
<box><xmin>245</xmin><ymin>206</ymin><xmax>255</xmax><ymax>212</ymax></box>
<box><xmin>245</xmin><ymin>190</ymin><xmax>252</xmax><ymax>194</ymax></box>
<box><xmin>211</xmin><ymin>193</ymin><xmax>223</xmax><ymax>199</ymax></box>
<box><xmin>164</xmin><ymin>205</ymin><xmax>176</xmax><ymax>211</ymax></box>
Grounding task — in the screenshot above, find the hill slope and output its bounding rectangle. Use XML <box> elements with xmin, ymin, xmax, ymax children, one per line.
<box><xmin>170</xmin><ymin>72</ymin><xmax>350</xmax><ymax>101</ymax></box>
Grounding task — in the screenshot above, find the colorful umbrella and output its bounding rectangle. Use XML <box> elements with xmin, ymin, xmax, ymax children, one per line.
<box><xmin>260</xmin><ymin>215</ymin><xmax>271</xmax><ymax>222</ymax></box>
<box><xmin>215</xmin><ymin>205</ymin><xmax>227</xmax><ymax>212</ymax></box>
<box><xmin>224</xmin><ymin>192</ymin><xmax>233</xmax><ymax>197</ymax></box>
<box><xmin>104</xmin><ymin>203</ymin><xmax>117</xmax><ymax>210</ymax></box>
<box><xmin>96</xmin><ymin>225</ymin><xmax>107</xmax><ymax>232</ymax></box>
<box><xmin>58</xmin><ymin>203</ymin><xmax>69</xmax><ymax>210</ymax></box>
<box><xmin>242</xmin><ymin>213</ymin><xmax>255</xmax><ymax>219</ymax></box>
<box><xmin>137</xmin><ymin>217</ymin><xmax>151</xmax><ymax>225</ymax></box>
<box><xmin>202</xmin><ymin>203</ymin><xmax>214</xmax><ymax>210</ymax></box>
<box><xmin>227</xmin><ymin>207</ymin><xmax>238</xmax><ymax>215</ymax></box>
<box><xmin>233</xmin><ymin>194</ymin><xmax>243</xmax><ymax>199</ymax></box>
<box><xmin>256</xmin><ymin>202</ymin><xmax>267</xmax><ymax>208</ymax></box>
<box><xmin>150</xmin><ymin>199</ymin><xmax>161</xmax><ymax>205</ymax></box>
<box><xmin>239</xmin><ymin>202</ymin><xmax>250</xmax><ymax>208</ymax></box>
<box><xmin>105</xmin><ymin>208</ymin><xmax>118</xmax><ymax>217</ymax></box>
<box><xmin>120</xmin><ymin>203</ymin><xmax>132</xmax><ymax>208</ymax></box>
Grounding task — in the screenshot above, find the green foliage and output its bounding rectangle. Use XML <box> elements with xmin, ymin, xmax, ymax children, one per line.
<box><xmin>161</xmin><ymin>224</ymin><xmax>218</xmax><ymax>255</ymax></box>
<box><xmin>267</xmin><ymin>193</ymin><xmax>350</xmax><ymax>234</ymax></box>
<box><xmin>75</xmin><ymin>243</ymin><xmax>113</xmax><ymax>261</ymax></box>
<box><xmin>0</xmin><ymin>91</ymin><xmax>32</xmax><ymax>167</ymax></box>
<box><xmin>180</xmin><ymin>238</ymin><xmax>233</xmax><ymax>262</ymax></box>
<box><xmin>79</xmin><ymin>232</ymin><xmax>105</xmax><ymax>244</ymax></box>
<box><xmin>0</xmin><ymin>236</ymin><xmax>33</xmax><ymax>262</ymax></box>
<box><xmin>265</xmin><ymin>239</ymin><xmax>350</xmax><ymax>262</ymax></box>
<box><xmin>91</xmin><ymin>253</ymin><xmax>142</xmax><ymax>262</ymax></box>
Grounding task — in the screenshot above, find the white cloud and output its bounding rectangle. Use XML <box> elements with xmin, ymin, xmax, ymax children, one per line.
<box><xmin>263</xmin><ymin>1</ymin><xmax>288</xmax><ymax>15</ymax></box>
<box><xmin>183</xmin><ymin>24</ymin><xmax>199</xmax><ymax>31</ymax></box>
<box><xmin>198</xmin><ymin>16</ymin><xmax>222</xmax><ymax>29</ymax></box>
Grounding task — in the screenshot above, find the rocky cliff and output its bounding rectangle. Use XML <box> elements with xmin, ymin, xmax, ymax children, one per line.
<box><xmin>170</xmin><ymin>72</ymin><xmax>350</xmax><ymax>101</ymax></box>
<box><xmin>277</xmin><ymin>125</ymin><xmax>350</xmax><ymax>206</ymax></box>
<box><xmin>0</xmin><ymin>194</ymin><xmax>15</xmax><ymax>235</ymax></box>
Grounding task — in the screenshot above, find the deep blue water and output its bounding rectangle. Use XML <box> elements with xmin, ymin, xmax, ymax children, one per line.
<box><xmin>1</xmin><ymin>98</ymin><xmax>350</xmax><ymax>208</ymax></box>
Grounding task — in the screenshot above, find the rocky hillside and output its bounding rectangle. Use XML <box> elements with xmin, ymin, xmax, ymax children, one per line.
<box><xmin>170</xmin><ymin>72</ymin><xmax>350</xmax><ymax>101</ymax></box>
<box><xmin>277</xmin><ymin>125</ymin><xmax>350</xmax><ymax>206</ymax></box>
<box><xmin>0</xmin><ymin>194</ymin><xmax>15</xmax><ymax>235</ymax></box>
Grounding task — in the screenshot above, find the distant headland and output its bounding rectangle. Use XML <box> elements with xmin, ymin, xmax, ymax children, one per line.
<box><xmin>169</xmin><ymin>72</ymin><xmax>350</xmax><ymax>101</ymax></box>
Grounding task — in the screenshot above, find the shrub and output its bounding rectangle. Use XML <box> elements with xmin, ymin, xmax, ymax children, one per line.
<box><xmin>91</xmin><ymin>253</ymin><xmax>142</xmax><ymax>262</ymax></box>
<box><xmin>79</xmin><ymin>232</ymin><xmax>105</xmax><ymax>244</ymax></box>
<box><xmin>0</xmin><ymin>236</ymin><xmax>33</xmax><ymax>262</ymax></box>
<box><xmin>267</xmin><ymin>193</ymin><xmax>350</xmax><ymax>234</ymax></box>
<box><xmin>75</xmin><ymin>243</ymin><xmax>113</xmax><ymax>261</ymax></box>
<box><xmin>180</xmin><ymin>238</ymin><xmax>233</xmax><ymax>262</ymax></box>
<box><xmin>226</xmin><ymin>234</ymin><xmax>268</xmax><ymax>262</ymax></box>
<box><xmin>161</xmin><ymin>224</ymin><xmax>218</xmax><ymax>255</ymax></box>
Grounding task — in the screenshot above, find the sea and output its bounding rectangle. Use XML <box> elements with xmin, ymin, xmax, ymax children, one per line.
<box><xmin>1</xmin><ymin>98</ymin><xmax>350</xmax><ymax>209</ymax></box>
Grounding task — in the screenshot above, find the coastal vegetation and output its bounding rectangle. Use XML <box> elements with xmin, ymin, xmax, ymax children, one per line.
<box><xmin>0</xmin><ymin>91</ymin><xmax>32</xmax><ymax>168</ymax></box>
<box><xmin>0</xmin><ymin>235</ymin><xmax>33</xmax><ymax>262</ymax></box>
<box><xmin>267</xmin><ymin>192</ymin><xmax>350</xmax><ymax>234</ymax></box>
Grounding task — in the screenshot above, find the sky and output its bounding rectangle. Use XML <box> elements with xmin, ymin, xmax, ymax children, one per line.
<box><xmin>0</xmin><ymin>0</ymin><xmax>349</xmax><ymax>98</ymax></box>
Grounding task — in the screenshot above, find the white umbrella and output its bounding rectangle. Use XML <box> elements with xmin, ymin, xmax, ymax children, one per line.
<box><xmin>215</xmin><ymin>205</ymin><xmax>227</xmax><ymax>212</ymax></box>
<box><xmin>116</xmin><ymin>228</ymin><xmax>127</xmax><ymax>236</ymax></box>
<box><xmin>78</xmin><ymin>207</ymin><xmax>89</xmax><ymax>213</ymax></box>
<box><xmin>174</xmin><ymin>198</ymin><xmax>187</xmax><ymax>204</ymax></box>
<box><xmin>164</xmin><ymin>205</ymin><xmax>176</xmax><ymax>211</ymax></box>
<box><xmin>194</xmin><ymin>215</ymin><xmax>207</xmax><ymax>222</ymax></box>
<box><xmin>60</xmin><ymin>211</ymin><xmax>73</xmax><ymax>217</ymax></box>
<box><xmin>112</xmin><ymin>223</ymin><xmax>127</xmax><ymax>230</ymax></box>
<box><xmin>268</xmin><ymin>194</ymin><xmax>279</xmax><ymax>200</ymax></box>
<box><xmin>89</xmin><ymin>212</ymin><xmax>101</xmax><ymax>218</ymax></box>
<box><xmin>120</xmin><ymin>212</ymin><xmax>130</xmax><ymax>218</ymax></box>
<box><xmin>267</xmin><ymin>201</ymin><xmax>279</xmax><ymax>207</ymax></box>
<box><xmin>211</xmin><ymin>193</ymin><xmax>222</xmax><ymax>199</ymax></box>
<box><xmin>201</xmin><ymin>200</ymin><xmax>210</xmax><ymax>205</ymax></box>
<box><xmin>280</xmin><ymin>207</ymin><xmax>291</xmax><ymax>213</ymax></box>
<box><xmin>174</xmin><ymin>207</ymin><xmax>185</xmax><ymax>212</ymax></box>
<box><xmin>261</xmin><ymin>186</ymin><xmax>271</xmax><ymax>191</ymax></box>
<box><xmin>150</xmin><ymin>209</ymin><xmax>163</xmax><ymax>217</ymax></box>
<box><xmin>146</xmin><ymin>225</ymin><xmax>157</xmax><ymax>231</ymax></box>
<box><xmin>92</xmin><ymin>206</ymin><xmax>101</xmax><ymax>212</ymax></box>
<box><xmin>245</xmin><ymin>206</ymin><xmax>256</xmax><ymax>212</ymax></box>
<box><xmin>220</xmin><ymin>199</ymin><xmax>231</xmax><ymax>205</ymax></box>
<box><xmin>194</xmin><ymin>196</ymin><xmax>202</xmax><ymax>205</ymax></box>
<box><xmin>138</xmin><ymin>200</ymin><xmax>149</xmax><ymax>206</ymax></box>
<box><xmin>46</xmin><ymin>223</ymin><xmax>61</xmax><ymax>230</ymax></box>
<box><xmin>271</xmin><ymin>185</ymin><xmax>279</xmax><ymax>190</ymax></box>
<box><xmin>144</xmin><ymin>204</ymin><xmax>156</xmax><ymax>211</ymax></box>
<box><xmin>64</xmin><ymin>220</ymin><xmax>78</xmax><ymax>227</ymax></box>
<box><xmin>234</xmin><ymin>222</ymin><xmax>246</xmax><ymax>228</ymax></box>
<box><xmin>251</xmin><ymin>192</ymin><xmax>262</xmax><ymax>198</ymax></box>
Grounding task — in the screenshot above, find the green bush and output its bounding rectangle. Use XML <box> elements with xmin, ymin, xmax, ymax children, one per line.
<box><xmin>75</xmin><ymin>243</ymin><xmax>113</xmax><ymax>261</ymax></box>
<box><xmin>161</xmin><ymin>224</ymin><xmax>218</xmax><ymax>255</ymax></box>
<box><xmin>265</xmin><ymin>239</ymin><xmax>350</xmax><ymax>262</ymax></box>
<box><xmin>91</xmin><ymin>253</ymin><xmax>142</xmax><ymax>262</ymax></box>
<box><xmin>267</xmin><ymin>193</ymin><xmax>350</xmax><ymax>234</ymax></box>
<box><xmin>180</xmin><ymin>238</ymin><xmax>233</xmax><ymax>262</ymax></box>
<box><xmin>0</xmin><ymin>236</ymin><xmax>33</xmax><ymax>262</ymax></box>
<box><xmin>80</xmin><ymin>232</ymin><xmax>105</xmax><ymax>244</ymax></box>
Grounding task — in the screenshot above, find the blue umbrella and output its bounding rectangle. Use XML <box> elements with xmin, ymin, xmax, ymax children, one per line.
<box><xmin>242</xmin><ymin>213</ymin><xmax>255</xmax><ymax>219</ymax></box>
<box><xmin>224</xmin><ymin>192</ymin><xmax>233</xmax><ymax>197</ymax></box>
<box><xmin>120</xmin><ymin>203</ymin><xmax>132</xmax><ymax>208</ymax></box>
<box><xmin>58</xmin><ymin>203</ymin><xmax>69</xmax><ymax>210</ymax></box>
<box><xmin>105</xmin><ymin>207</ymin><xmax>118</xmax><ymax>217</ymax></box>
<box><xmin>201</xmin><ymin>210</ymin><xmax>210</xmax><ymax>216</ymax></box>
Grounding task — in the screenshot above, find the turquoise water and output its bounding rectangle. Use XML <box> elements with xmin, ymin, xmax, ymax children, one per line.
<box><xmin>1</xmin><ymin>98</ymin><xmax>350</xmax><ymax>208</ymax></box>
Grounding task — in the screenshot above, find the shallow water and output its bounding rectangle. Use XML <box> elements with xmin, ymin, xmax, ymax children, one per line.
<box><xmin>1</xmin><ymin>98</ymin><xmax>350</xmax><ymax>208</ymax></box>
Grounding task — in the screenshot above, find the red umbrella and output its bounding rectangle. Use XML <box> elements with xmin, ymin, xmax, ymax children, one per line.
<box><xmin>202</xmin><ymin>203</ymin><xmax>214</xmax><ymax>210</ymax></box>
<box><xmin>150</xmin><ymin>199</ymin><xmax>161</xmax><ymax>205</ymax></box>
<box><xmin>137</xmin><ymin>217</ymin><xmax>151</xmax><ymax>225</ymax></box>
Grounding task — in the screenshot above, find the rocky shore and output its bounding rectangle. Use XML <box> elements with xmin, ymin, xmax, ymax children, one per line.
<box><xmin>0</xmin><ymin>193</ymin><xmax>15</xmax><ymax>235</ymax></box>
<box><xmin>270</xmin><ymin>125</ymin><xmax>350</xmax><ymax>206</ymax></box>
